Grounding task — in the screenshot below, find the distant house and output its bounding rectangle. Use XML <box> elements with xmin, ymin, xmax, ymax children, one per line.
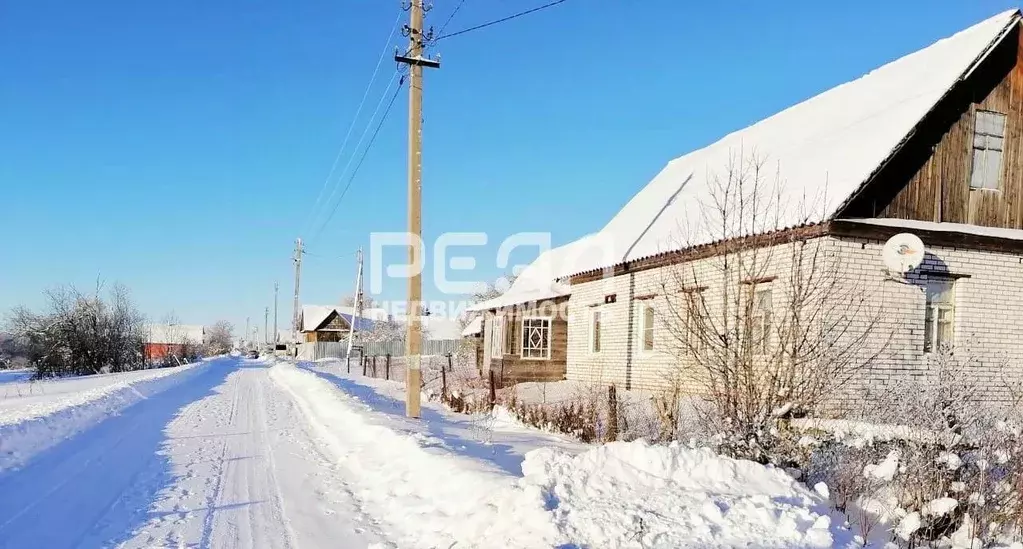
<box><xmin>145</xmin><ymin>324</ymin><xmax>205</xmax><ymax>361</ymax></box>
<box><xmin>299</xmin><ymin>305</ymin><xmax>376</xmax><ymax>343</ymax></box>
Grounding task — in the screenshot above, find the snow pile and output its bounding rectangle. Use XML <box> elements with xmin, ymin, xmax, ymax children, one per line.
<box><xmin>0</xmin><ymin>361</ymin><xmax>211</xmax><ymax>472</ymax></box>
<box><xmin>522</xmin><ymin>440</ymin><xmax>841</xmax><ymax>548</ymax></box>
<box><xmin>270</xmin><ymin>363</ymin><xmax>562</xmax><ymax>549</ymax></box>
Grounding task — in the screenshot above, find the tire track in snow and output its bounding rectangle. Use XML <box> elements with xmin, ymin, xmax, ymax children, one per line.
<box><xmin>199</xmin><ymin>375</ymin><xmax>241</xmax><ymax>549</ymax></box>
<box><xmin>255</xmin><ymin>374</ymin><xmax>300</xmax><ymax>549</ymax></box>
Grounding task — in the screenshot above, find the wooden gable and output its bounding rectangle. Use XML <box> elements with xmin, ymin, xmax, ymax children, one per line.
<box><xmin>843</xmin><ymin>24</ymin><xmax>1023</xmax><ymax>228</ymax></box>
<box><xmin>314</xmin><ymin>310</ymin><xmax>350</xmax><ymax>332</ymax></box>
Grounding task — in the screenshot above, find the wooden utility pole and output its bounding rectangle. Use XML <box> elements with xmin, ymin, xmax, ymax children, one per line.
<box><xmin>345</xmin><ymin>248</ymin><xmax>365</xmax><ymax>360</ymax></box>
<box><xmin>273</xmin><ymin>281</ymin><xmax>279</xmax><ymax>344</ymax></box>
<box><xmin>264</xmin><ymin>307</ymin><xmax>269</xmax><ymax>346</ymax></box>
<box><xmin>292</xmin><ymin>238</ymin><xmax>303</xmax><ymax>341</ymax></box>
<box><xmin>396</xmin><ymin>0</ymin><xmax>440</xmax><ymax>419</ymax></box>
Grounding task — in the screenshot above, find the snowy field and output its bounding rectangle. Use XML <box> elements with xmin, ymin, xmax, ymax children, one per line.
<box><xmin>0</xmin><ymin>355</ymin><xmax>926</xmax><ymax>548</ymax></box>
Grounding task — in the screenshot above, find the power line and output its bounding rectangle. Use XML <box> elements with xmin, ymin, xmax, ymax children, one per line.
<box><xmin>309</xmin><ymin>70</ymin><xmax>401</xmax><ymax>239</ymax></box>
<box><xmin>303</xmin><ymin>9</ymin><xmax>404</xmax><ymax>237</ymax></box>
<box><xmin>310</xmin><ymin>76</ymin><xmax>407</xmax><ymax>242</ymax></box>
<box><xmin>434</xmin><ymin>0</ymin><xmax>468</xmax><ymax>38</ymax></box>
<box><xmin>433</xmin><ymin>0</ymin><xmax>569</xmax><ymax>41</ymax></box>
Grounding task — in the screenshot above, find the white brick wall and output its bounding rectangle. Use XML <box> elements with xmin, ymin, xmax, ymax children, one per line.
<box><xmin>566</xmin><ymin>235</ymin><xmax>1023</xmax><ymax>399</ymax></box>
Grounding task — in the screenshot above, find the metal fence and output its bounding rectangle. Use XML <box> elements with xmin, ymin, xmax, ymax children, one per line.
<box><xmin>297</xmin><ymin>339</ymin><xmax>463</xmax><ymax>361</ymax></box>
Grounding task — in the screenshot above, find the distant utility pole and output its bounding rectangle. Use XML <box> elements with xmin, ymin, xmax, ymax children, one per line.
<box><xmin>273</xmin><ymin>281</ymin><xmax>279</xmax><ymax>344</ymax></box>
<box><xmin>245</xmin><ymin>317</ymin><xmax>250</xmax><ymax>348</ymax></box>
<box><xmin>292</xmin><ymin>238</ymin><xmax>304</xmax><ymax>340</ymax></box>
<box><xmin>395</xmin><ymin>0</ymin><xmax>440</xmax><ymax>419</ymax></box>
<box><xmin>345</xmin><ymin>248</ymin><xmax>365</xmax><ymax>359</ymax></box>
<box><xmin>264</xmin><ymin>307</ymin><xmax>269</xmax><ymax>346</ymax></box>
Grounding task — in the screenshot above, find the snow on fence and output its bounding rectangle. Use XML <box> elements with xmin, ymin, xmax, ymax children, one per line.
<box><xmin>299</xmin><ymin>339</ymin><xmax>462</xmax><ymax>361</ymax></box>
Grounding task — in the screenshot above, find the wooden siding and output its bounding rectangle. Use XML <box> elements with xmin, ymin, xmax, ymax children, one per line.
<box><xmin>487</xmin><ymin>297</ymin><xmax>569</xmax><ymax>387</ymax></box>
<box><xmin>845</xmin><ymin>25</ymin><xmax>1023</xmax><ymax>228</ymax></box>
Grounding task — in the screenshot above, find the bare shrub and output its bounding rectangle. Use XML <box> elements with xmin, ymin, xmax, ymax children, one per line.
<box><xmin>205</xmin><ymin>320</ymin><xmax>234</xmax><ymax>355</ymax></box>
<box><xmin>7</xmin><ymin>282</ymin><xmax>148</xmax><ymax>377</ymax></box>
<box><xmin>659</xmin><ymin>152</ymin><xmax>889</xmax><ymax>462</ymax></box>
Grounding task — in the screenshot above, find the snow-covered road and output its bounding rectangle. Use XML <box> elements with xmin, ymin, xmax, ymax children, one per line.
<box><xmin>0</xmin><ymin>357</ymin><xmax>849</xmax><ymax>549</ymax></box>
<box><xmin>0</xmin><ymin>358</ymin><xmax>384</xmax><ymax>549</ymax></box>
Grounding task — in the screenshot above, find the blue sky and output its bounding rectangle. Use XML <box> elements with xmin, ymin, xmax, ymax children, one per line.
<box><xmin>1</xmin><ymin>0</ymin><xmax>1017</xmax><ymax>334</ymax></box>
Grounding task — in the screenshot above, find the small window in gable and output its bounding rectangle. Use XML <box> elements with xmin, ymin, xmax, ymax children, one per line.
<box><xmin>970</xmin><ymin>110</ymin><xmax>1006</xmax><ymax>190</ymax></box>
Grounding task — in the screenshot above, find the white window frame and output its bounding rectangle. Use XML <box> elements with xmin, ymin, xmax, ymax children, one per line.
<box><xmin>589</xmin><ymin>307</ymin><xmax>602</xmax><ymax>354</ymax></box>
<box><xmin>750</xmin><ymin>286</ymin><xmax>773</xmax><ymax>356</ymax></box>
<box><xmin>637</xmin><ymin>302</ymin><xmax>655</xmax><ymax>353</ymax></box>
<box><xmin>970</xmin><ymin>110</ymin><xmax>1006</xmax><ymax>191</ymax></box>
<box><xmin>520</xmin><ymin>317</ymin><xmax>552</xmax><ymax>360</ymax></box>
<box><xmin>923</xmin><ymin>278</ymin><xmax>955</xmax><ymax>354</ymax></box>
<box><xmin>490</xmin><ymin>315</ymin><xmax>504</xmax><ymax>357</ymax></box>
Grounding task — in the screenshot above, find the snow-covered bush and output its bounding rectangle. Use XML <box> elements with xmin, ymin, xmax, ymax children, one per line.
<box><xmin>800</xmin><ymin>349</ymin><xmax>1023</xmax><ymax>548</ymax></box>
<box><xmin>7</xmin><ymin>283</ymin><xmax>148</xmax><ymax>377</ymax></box>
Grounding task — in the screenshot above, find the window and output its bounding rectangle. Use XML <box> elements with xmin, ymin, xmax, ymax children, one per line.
<box><xmin>639</xmin><ymin>304</ymin><xmax>654</xmax><ymax>352</ymax></box>
<box><xmin>490</xmin><ymin>316</ymin><xmax>503</xmax><ymax>357</ymax></box>
<box><xmin>751</xmin><ymin>287</ymin><xmax>772</xmax><ymax>354</ymax></box>
<box><xmin>590</xmin><ymin>309</ymin><xmax>602</xmax><ymax>353</ymax></box>
<box><xmin>970</xmin><ymin>110</ymin><xmax>1006</xmax><ymax>190</ymax></box>
<box><xmin>521</xmin><ymin>318</ymin><xmax>551</xmax><ymax>359</ymax></box>
<box><xmin>504</xmin><ymin>315</ymin><xmax>518</xmax><ymax>355</ymax></box>
<box><xmin>684</xmin><ymin>291</ymin><xmax>708</xmax><ymax>355</ymax></box>
<box><xmin>924</xmin><ymin>279</ymin><xmax>955</xmax><ymax>353</ymax></box>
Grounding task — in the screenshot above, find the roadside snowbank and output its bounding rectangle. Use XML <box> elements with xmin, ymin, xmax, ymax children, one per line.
<box><xmin>271</xmin><ymin>362</ymin><xmax>561</xmax><ymax>548</ymax></box>
<box><xmin>0</xmin><ymin>360</ymin><xmax>214</xmax><ymax>472</ymax></box>
<box><xmin>274</xmin><ymin>362</ymin><xmax>850</xmax><ymax>548</ymax></box>
<box><xmin>523</xmin><ymin>440</ymin><xmax>842</xmax><ymax>548</ymax></box>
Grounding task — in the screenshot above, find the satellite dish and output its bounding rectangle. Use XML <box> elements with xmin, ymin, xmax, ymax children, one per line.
<box><xmin>882</xmin><ymin>233</ymin><xmax>925</xmax><ymax>274</ymax></box>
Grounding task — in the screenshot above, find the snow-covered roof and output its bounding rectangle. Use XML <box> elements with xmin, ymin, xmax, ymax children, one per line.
<box><xmin>420</xmin><ymin>316</ymin><xmax>463</xmax><ymax>341</ymax></box>
<box><xmin>461</xmin><ymin>316</ymin><xmax>483</xmax><ymax>337</ymax></box>
<box><xmin>839</xmin><ymin>217</ymin><xmax>1023</xmax><ymax>242</ymax></box>
<box><xmin>147</xmin><ymin>324</ymin><xmax>205</xmax><ymax>345</ymax></box>
<box><xmin>336</xmin><ymin>306</ymin><xmax>391</xmax><ymax>322</ymax></box>
<box><xmin>568</xmin><ymin>10</ymin><xmax>1020</xmax><ymax>275</ymax></box>
<box><xmin>300</xmin><ymin>305</ymin><xmax>336</xmax><ymax>332</ymax></box>
<box><xmin>300</xmin><ymin>305</ymin><xmax>375</xmax><ymax>332</ymax></box>
<box><xmin>468</xmin><ymin>234</ymin><xmax>609</xmax><ymax>311</ymax></box>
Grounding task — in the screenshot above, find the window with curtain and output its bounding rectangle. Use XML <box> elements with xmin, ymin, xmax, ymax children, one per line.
<box><xmin>924</xmin><ymin>279</ymin><xmax>955</xmax><ymax>353</ymax></box>
<box><xmin>639</xmin><ymin>304</ymin><xmax>654</xmax><ymax>352</ymax></box>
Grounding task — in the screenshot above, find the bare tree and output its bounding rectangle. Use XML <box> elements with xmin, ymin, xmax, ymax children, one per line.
<box><xmin>658</xmin><ymin>152</ymin><xmax>889</xmax><ymax>460</ymax></box>
<box><xmin>6</xmin><ymin>282</ymin><xmax>148</xmax><ymax>377</ymax></box>
<box><xmin>205</xmin><ymin>320</ymin><xmax>234</xmax><ymax>355</ymax></box>
<box><xmin>340</xmin><ymin>294</ymin><xmax>377</xmax><ymax>308</ymax></box>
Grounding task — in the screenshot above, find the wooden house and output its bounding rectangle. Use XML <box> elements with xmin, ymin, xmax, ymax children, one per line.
<box><xmin>299</xmin><ymin>305</ymin><xmax>376</xmax><ymax>343</ymax></box>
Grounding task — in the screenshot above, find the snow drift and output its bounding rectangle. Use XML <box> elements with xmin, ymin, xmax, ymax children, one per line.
<box><xmin>273</xmin><ymin>362</ymin><xmax>847</xmax><ymax>548</ymax></box>
<box><xmin>0</xmin><ymin>360</ymin><xmax>213</xmax><ymax>472</ymax></box>
<box><xmin>523</xmin><ymin>440</ymin><xmax>839</xmax><ymax>548</ymax></box>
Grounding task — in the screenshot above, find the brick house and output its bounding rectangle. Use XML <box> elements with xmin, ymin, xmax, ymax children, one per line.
<box><xmin>145</xmin><ymin>324</ymin><xmax>205</xmax><ymax>361</ymax></box>
<box><xmin>481</xmin><ymin>10</ymin><xmax>1023</xmax><ymax>396</ymax></box>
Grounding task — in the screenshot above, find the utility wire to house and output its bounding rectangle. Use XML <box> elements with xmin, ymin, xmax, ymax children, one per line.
<box><xmin>309</xmin><ymin>76</ymin><xmax>408</xmax><ymax>243</ymax></box>
<box><xmin>434</xmin><ymin>0</ymin><xmax>468</xmax><ymax>38</ymax></box>
<box><xmin>303</xmin><ymin>8</ymin><xmax>404</xmax><ymax>238</ymax></box>
<box><xmin>432</xmin><ymin>0</ymin><xmax>570</xmax><ymax>41</ymax></box>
